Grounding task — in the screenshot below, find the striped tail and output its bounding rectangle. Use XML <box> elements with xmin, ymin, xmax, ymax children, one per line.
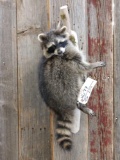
<box><xmin>56</xmin><ymin>116</ymin><xmax>72</xmax><ymax>151</ymax></box>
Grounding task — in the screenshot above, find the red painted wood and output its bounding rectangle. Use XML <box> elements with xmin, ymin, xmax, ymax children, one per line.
<box><xmin>87</xmin><ymin>0</ymin><xmax>113</xmax><ymax>159</ymax></box>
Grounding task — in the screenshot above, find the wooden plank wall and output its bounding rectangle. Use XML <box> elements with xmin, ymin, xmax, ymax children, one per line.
<box><xmin>114</xmin><ymin>0</ymin><xmax>120</xmax><ymax>160</ymax></box>
<box><xmin>0</xmin><ymin>0</ymin><xmax>116</xmax><ymax>160</ymax></box>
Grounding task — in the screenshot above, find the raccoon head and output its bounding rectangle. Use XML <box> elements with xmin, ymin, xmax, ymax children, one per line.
<box><xmin>38</xmin><ymin>26</ymin><xmax>69</xmax><ymax>58</ymax></box>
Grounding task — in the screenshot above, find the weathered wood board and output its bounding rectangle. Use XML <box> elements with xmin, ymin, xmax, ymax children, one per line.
<box><xmin>87</xmin><ymin>0</ymin><xmax>113</xmax><ymax>159</ymax></box>
<box><xmin>114</xmin><ymin>0</ymin><xmax>120</xmax><ymax>159</ymax></box>
<box><xmin>17</xmin><ymin>0</ymin><xmax>51</xmax><ymax>159</ymax></box>
<box><xmin>0</xmin><ymin>1</ymin><xmax>18</xmax><ymax>160</ymax></box>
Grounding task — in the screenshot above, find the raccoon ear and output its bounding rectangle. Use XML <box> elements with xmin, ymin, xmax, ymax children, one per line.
<box><xmin>59</xmin><ymin>26</ymin><xmax>67</xmax><ymax>34</ymax></box>
<box><xmin>38</xmin><ymin>33</ymin><xmax>47</xmax><ymax>42</ymax></box>
<box><xmin>55</xmin><ymin>26</ymin><xmax>67</xmax><ymax>34</ymax></box>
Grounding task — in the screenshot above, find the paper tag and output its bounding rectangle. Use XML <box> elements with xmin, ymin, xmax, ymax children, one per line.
<box><xmin>71</xmin><ymin>77</ymin><xmax>97</xmax><ymax>134</ymax></box>
<box><xmin>71</xmin><ymin>108</ymin><xmax>81</xmax><ymax>134</ymax></box>
<box><xmin>78</xmin><ymin>77</ymin><xmax>97</xmax><ymax>104</ymax></box>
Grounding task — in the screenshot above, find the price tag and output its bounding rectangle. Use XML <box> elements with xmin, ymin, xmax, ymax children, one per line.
<box><xmin>78</xmin><ymin>77</ymin><xmax>97</xmax><ymax>104</ymax></box>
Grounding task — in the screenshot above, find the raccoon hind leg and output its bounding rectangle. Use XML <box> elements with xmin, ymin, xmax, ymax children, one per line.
<box><xmin>77</xmin><ymin>102</ymin><xmax>96</xmax><ymax>116</ymax></box>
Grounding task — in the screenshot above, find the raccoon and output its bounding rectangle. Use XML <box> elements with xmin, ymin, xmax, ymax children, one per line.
<box><xmin>38</xmin><ymin>26</ymin><xmax>105</xmax><ymax>151</ymax></box>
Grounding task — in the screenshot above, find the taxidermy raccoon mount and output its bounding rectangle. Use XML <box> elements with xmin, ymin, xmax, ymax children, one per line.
<box><xmin>38</xmin><ymin>26</ymin><xmax>106</xmax><ymax>151</ymax></box>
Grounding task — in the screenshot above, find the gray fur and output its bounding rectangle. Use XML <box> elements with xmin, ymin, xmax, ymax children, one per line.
<box><xmin>38</xmin><ymin>26</ymin><xmax>105</xmax><ymax>150</ymax></box>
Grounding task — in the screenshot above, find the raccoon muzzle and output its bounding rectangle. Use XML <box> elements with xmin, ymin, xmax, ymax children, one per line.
<box><xmin>56</xmin><ymin>117</ymin><xmax>72</xmax><ymax>151</ymax></box>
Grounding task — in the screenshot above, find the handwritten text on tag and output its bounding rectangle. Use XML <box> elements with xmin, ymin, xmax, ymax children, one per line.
<box><xmin>78</xmin><ymin>77</ymin><xmax>97</xmax><ymax>104</ymax></box>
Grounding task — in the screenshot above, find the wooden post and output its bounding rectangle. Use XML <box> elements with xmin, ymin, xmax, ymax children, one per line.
<box><xmin>60</xmin><ymin>5</ymin><xmax>79</xmax><ymax>48</ymax></box>
<box><xmin>60</xmin><ymin>5</ymin><xmax>71</xmax><ymax>34</ymax></box>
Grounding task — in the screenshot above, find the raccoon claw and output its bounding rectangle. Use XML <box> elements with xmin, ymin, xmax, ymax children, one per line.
<box><xmin>98</xmin><ymin>61</ymin><xmax>106</xmax><ymax>67</ymax></box>
<box><xmin>89</xmin><ymin>109</ymin><xmax>96</xmax><ymax>116</ymax></box>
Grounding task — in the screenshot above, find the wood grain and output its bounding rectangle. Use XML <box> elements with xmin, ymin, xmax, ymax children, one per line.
<box><xmin>0</xmin><ymin>1</ymin><xmax>18</xmax><ymax>160</ymax></box>
<box><xmin>87</xmin><ymin>0</ymin><xmax>113</xmax><ymax>159</ymax></box>
<box><xmin>17</xmin><ymin>0</ymin><xmax>51</xmax><ymax>159</ymax></box>
<box><xmin>114</xmin><ymin>0</ymin><xmax>120</xmax><ymax>159</ymax></box>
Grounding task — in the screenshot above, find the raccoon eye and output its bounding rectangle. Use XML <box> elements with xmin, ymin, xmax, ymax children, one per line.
<box><xmin>61</xmin><ymin>35</ymin><xmax>66</xmax><ymax>38</ymax></box>
<box><xmin>47</xmin><ymin>45</ymin><xmax>56</xmax><ymax>53</ymax></box>
<box><xmin>59</xmin><ymin>40</ymin><xmax>68</xmax><ymax>47</ymax></box>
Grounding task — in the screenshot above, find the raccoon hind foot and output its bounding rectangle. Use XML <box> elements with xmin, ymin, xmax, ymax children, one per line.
<box><xmin>77</xmin><ymin>102</ymin><xmax>96</xmax><ymax>116</ymax></box>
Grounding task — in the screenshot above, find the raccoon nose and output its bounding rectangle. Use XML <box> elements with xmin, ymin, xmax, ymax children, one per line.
<box><xmin>58</xmin><ymin>49</ymin><xmax>63</xmax><ymax>55</ymax></box>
